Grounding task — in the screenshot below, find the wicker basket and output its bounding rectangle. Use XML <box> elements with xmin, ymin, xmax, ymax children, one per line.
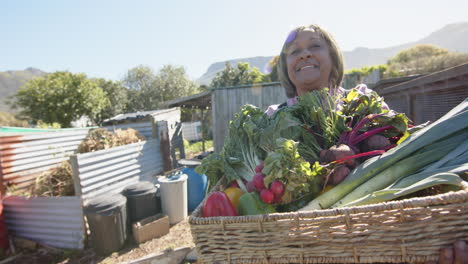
<box><xmin>189</xmin><ymin>178</ymin><xmax>468</xmax><ymax>263</ymax></box>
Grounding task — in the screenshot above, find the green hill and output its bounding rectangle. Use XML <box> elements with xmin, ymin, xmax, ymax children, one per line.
<box><xmin>0</xmin><ymin>67</ymin><xmax>47</xmax><ymax>112</ymax></box>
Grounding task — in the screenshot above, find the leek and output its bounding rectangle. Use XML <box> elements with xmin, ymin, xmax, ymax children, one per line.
<box><xmin>339</xmin><ymin>163</ymin><xmax>467</xmax><ymax>207</ymax></box>
<box><xmin>299</xmin><ymin>99</ymin><xmax>468</xmax><ymax>211</ymax></box>
<box><xmin>330</xmin><ymin>137</ymin><xmax>462</xmax><ymax>208</ymax></box>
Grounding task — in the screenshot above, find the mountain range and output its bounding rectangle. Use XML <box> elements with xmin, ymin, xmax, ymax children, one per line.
<box><xmin>0</xmin><ymin>67</ymin><xmax>47</xmax><ymax>112</ymax></box>
<box><xmin>197</xmin><ymin>22</ymin><xmax>468</xmax><ymax>85</ymax></box>
<box><xmin>1</xmin><ymin>22</ymin><xmax>468</xmax><ymax>112</ymax></box>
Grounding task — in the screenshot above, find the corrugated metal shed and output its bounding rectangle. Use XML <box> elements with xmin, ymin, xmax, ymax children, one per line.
<box><xmin>3</xmin><ymin>196</ymin><xmax>85</xmax><ymax>249</ymax></box>
<box><xmin>70</xmin><ymin>139</ymin><xmax>163</xmax><ymax>204</ymax></box>
<box><xmin>102</xmin><ymin>108</ymin><xmax>180</xmax><ymax>124</ymax></box>
<box><xmin>101</xmin><ymin>107</ymin><xmax>184</xmax><ymax>168</ymax></box>
<box><xmin>164</xmin><ymin>90</ymin><xmax>212</xmax><ymax>109</ymax></box>
<box><xmin>374</xmin><ymin>63</ymin><xmax>468</xmax><ymax>124</ymax></box>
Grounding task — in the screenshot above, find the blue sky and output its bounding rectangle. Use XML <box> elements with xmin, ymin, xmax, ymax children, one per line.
<box><xmin>1</xmin><ymin>0</ymin><xmax>466</xmax><ymax>81</ymax></box>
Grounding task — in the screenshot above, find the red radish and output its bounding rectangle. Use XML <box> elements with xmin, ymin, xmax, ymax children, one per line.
<box><xmin>260</xmin><ymin>189</ymin><xmax>274</xmax><ymax>204</ymax></box>
<box><xmin>253</xmin><ymin>173</ymin><xmax>266</xmax><ymax>191</ymax></box>
<box><xmin>246</xmin><ymin>181</ymin><xmax>256</xmax><ymax>193</ymax></box>
<box><xmin>274</xmin><ymin>195</ymin><xmax>282</xmax><ymax>204</ymax></box>
<box><xmin>270</xmin><ymin>180</ymin><xmax>285</xmax><ymax>197</ymax></box>
<box><xmin>255</xmin><ymin>163</ymin><xmax>264</xmax><ymax>173</ymax></box>
<box><xmin>229</xmin><ymin>180</ymin><xmax>240</xmax><ymax>188</ymax></box>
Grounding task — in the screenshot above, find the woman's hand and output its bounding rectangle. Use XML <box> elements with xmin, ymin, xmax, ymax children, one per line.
<box><xmin>426</xmin><ymin>240</ymin><xmax>468</xmax><ymax>264</ymax></box>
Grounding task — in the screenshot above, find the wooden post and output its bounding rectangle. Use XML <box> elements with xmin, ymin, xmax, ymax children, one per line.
<box><xmin>201</xmin><ymin>108</ymin><xmax>206</xmax><ymax>153</ymax></box>
<box><xmin>157</xmin><ymin>121</ymin><xmax>173</xmax><ymax>172</ymax></box>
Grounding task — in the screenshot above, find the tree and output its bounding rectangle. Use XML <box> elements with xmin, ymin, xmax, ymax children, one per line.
<box><xmin>123</xmin><ymin>65</ymin><xmax>199</xmax><ymax>111</ymax></box>
<box><xmin>264</xmin><ymin>56</ymin><xmax>280</xmax><ymax>82</ymax></box>
<box><xmin>122</xmin><ymin>65</ymin><xmax>157</xmax><ymax>111</ymax></box>
<box><xmin>92</xmin><ymin>78</ymin><xmax>129</xmax><ymax>122</ymax></box>
<box><xmin>386</xmin><ymin>44</ymin><xmax>468</xmax><ymax>76</ymax></box>
<box><xmin>210</xmin><ymin>62</ymin><xmax>266</xmax><ymax>88</ymax></box>
<box><xmin>154</xmin><ymin>65</ymin><xmax>199</xmax><ymax>102</ymax></box>
<box><xmin>11</xmin><ymin>71</ymin><xmax>110</xmax><ymax>127</ymax></box>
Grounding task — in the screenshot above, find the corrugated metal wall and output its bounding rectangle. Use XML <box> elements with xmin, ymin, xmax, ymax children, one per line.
<box><xmin>70</xmin><ymin>139</ymin><xmax>163</xmax><ymax>204</ymax></box>
<box><xmin>0</xmin><ymin>129</ymin><xmax>91</xmax><ymax>191</ymax></box>
<box><xmin>0</xmin><ymin>111</ymin><xmax>180</xmax><ymax>250</ymax></box>
<box><xmin>3</xmin><ymin>196</ymin><xmax>85</xmax><ymax>249</ymax></box>
<box><xmin>103</xmin><ymin>121</ymin><xmax>153</xmax><ymax>139</ymax></box>
<box><xmin>103</xmin><ymin>111</ymin><xmax>184</xmax><ymax>168</ymax></box>
<box><xmin>1</xmin><ymin>125</ymin><xmax>164</xmax><ymax>249</ymax></box>
<box><xmin>182</xmin><ymin>121</ymin><xmax>203</xmax><ymax>141</ymax></box>
<box><xmin>212</xmin><ymin>82</ymin><xmax>287</xmax><ymax>152</ymax></box>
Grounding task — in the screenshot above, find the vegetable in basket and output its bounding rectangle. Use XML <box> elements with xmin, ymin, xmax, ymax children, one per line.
<box><xmin>202</xmin><ymin>191</ymin><xmax>238</xmax><ymax>217</ymax></box>
<box><xmin>197</xmin><ymin>87</ymin><xmax>413</xmax><ymax>216</ymax></box>
<box><xmin>237</xmin><ymin>192</ymin><xmax>276</xmax><ymax>216</ymax></box>
<box><xmin>300</xmin><ymin>98</ymin><xmax>468</xmax><ymax>211</ymax></box>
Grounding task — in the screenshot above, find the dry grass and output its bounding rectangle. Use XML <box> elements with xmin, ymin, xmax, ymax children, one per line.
<box><xmin>30</xmin><ymin>161</ymin><xmax>75</xmax><ymax>197</ymax></box>
<box><xmin>78</xmin><ymin>128</ymin><xmax>145</xmax><ymax>154</ymax></box>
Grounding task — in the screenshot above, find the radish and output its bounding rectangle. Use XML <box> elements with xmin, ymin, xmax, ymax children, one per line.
<box><xmin>270</xmin><ymin>180</ymin><xmax>285</xmax><ymax>197</ymax></box>
<box><xmin>246</xmin><ymin>181</ymin><xmax>256</xmax><ymax>193</ymax></box>
<box><xmin>253</xmin><ymin>173</ymin><xmax>266</xmax><ymax>191</ymax></box>
<box><xmin>229</xmin><ymin>180</ymin><xmax>240</xmax><ymax>188</ymax></box>
<box><xmin>260</xmin><ymin>189</ymin><xmax>274</xmax><ymax>204</ymax></box>
<box><xmin>255</xmin><ymin>162</ymin><xmax>264</xmax><ymax>173</ymax></box>
<box><xmin>274</xmin><ymin>195</ymin><xmax>282</xmax><ymax>204</ymax></box>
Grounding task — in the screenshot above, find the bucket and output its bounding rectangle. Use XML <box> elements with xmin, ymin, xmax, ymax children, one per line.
<box><xmin>181</xmin><ymin>167</ymin><xmax>207</xmax><ymax>212</ymax></box>
<box><xmin>122</xmin><ymin>181</ymin><xmax>160</xmax><ymax>224</ymax></box>
<box><xmin>85</xmin><ymin>194</ymin><xmax>127</xmax><ymax>255</ymax></box>
<box><xmin>158</xmin><ymin>172</ymin><xmax>188</xmax><ymax>224</ymax></box>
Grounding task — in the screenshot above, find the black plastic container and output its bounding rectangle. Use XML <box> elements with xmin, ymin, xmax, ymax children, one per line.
<box><xmin>123</xmin><ymin>181</ymin><xmax>160</xmax><ymax>224</ymax></box>
<box><xmin>85</xmin><ymin>194</ymin><xmax>127</xmax><ymax>255</ymax></box>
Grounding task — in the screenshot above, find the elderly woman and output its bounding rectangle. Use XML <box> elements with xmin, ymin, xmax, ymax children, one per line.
<box><xmin>274</xmin><ymin>24</ymin><xmax>467</xmax><ymax>264</ymax></box>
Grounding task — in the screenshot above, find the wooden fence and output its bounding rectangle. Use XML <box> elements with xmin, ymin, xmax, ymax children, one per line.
<box><xmin>212</xmin><ymin>82</ymin><xmax>287</xmax><ymax>152</ymax></box>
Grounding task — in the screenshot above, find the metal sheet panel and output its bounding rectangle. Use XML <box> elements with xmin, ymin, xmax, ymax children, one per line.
<box><xmin>0</xmin><ymin>130</ymin><xmax>91</xmax><ymax>190</ymax></box>
<box><xmin>103</xmin><ymin>121</ymin><xmax>154</xmax><ymax>139</ymax></box>
<box><xmin>71</xmin><ymin>139</ymin><xmax>163</xmax><ymax>203</ymax></box>
<box><xmin>2</xmin><ymin>196</ymin><xmax>85</xmax><ymax>249</ymax></box>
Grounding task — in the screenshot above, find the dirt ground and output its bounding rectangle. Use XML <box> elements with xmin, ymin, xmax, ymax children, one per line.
<box><xmin>7</xmin><ymin>218</ymin><xmax>195</xmax><ymax>264</ymax></box>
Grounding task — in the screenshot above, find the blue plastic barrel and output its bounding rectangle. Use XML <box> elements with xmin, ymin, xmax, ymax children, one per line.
<box><xmin>181</xmin><ymin>167</ymin><xmax>207</xmax><ymax>212</ymax></box>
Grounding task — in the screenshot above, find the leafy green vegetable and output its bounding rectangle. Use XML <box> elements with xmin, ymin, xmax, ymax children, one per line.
<box><xmin>262</xmin><ymin>138</ymin><xmax>321</xmax><ymax>200</ymax></box>
<box><xmin>195</xmin><ymin>153</ymin><xmax>224</xmax><ymax>192</ymax></box>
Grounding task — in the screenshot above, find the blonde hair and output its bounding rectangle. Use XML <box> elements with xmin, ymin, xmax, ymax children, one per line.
<box><xmin>278</xmin><ymin>24</ymin><xmax>344</xmax><ymax>98</ymax></box>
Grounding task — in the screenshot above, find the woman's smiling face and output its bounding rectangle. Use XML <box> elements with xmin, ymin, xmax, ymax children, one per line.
<box><xmin>285</xmin><ymin>29</ymin><xmax>332</xmax><ymax>95</ymax></box>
